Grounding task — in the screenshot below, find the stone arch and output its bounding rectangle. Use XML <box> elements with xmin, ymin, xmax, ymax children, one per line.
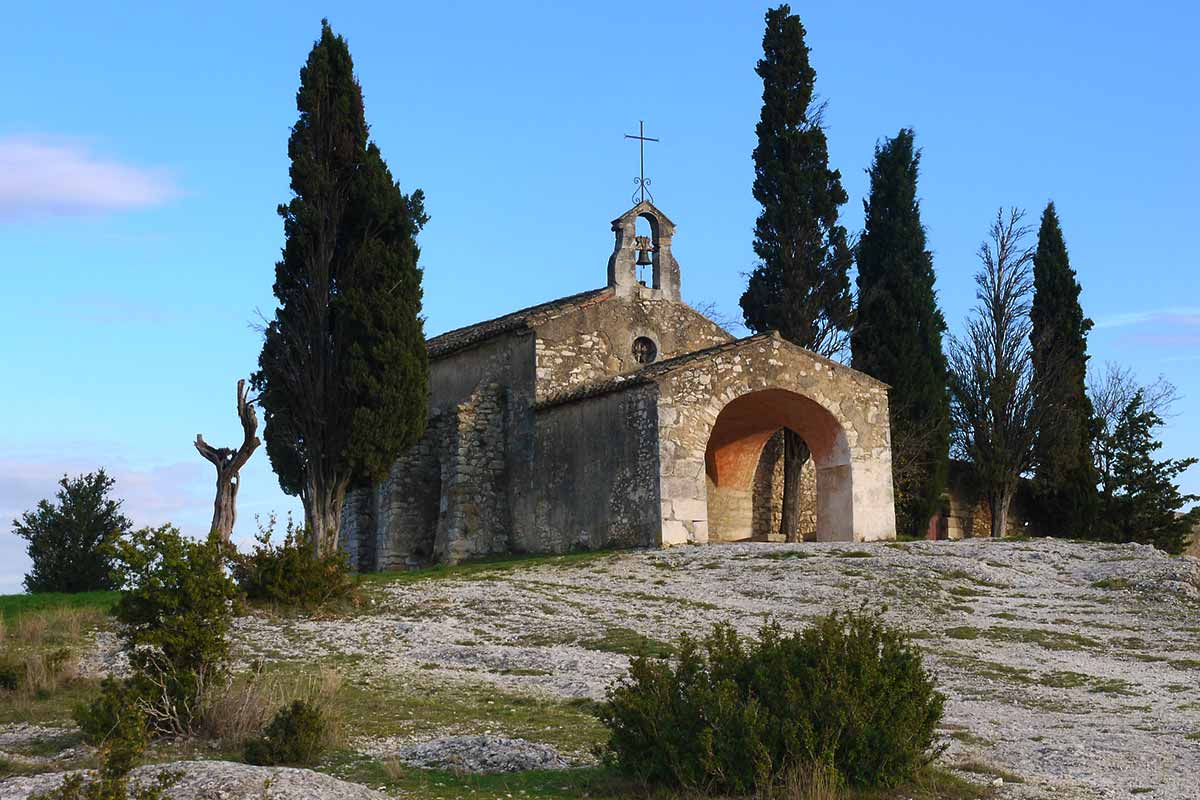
<box><xmin>703</xmin><ymin>388</ymin><xmax>853</xmax><ymax>542</ymax></box>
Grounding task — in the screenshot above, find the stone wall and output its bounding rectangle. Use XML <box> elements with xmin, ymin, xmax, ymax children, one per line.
<box><xmin>434</xmin><ymin>382</ymin><xmax>510</xmax><ymax>562</ymax></box>
<box><xmin>534</xmin><ymin>295</ymin><xmax>730</xmax><ymax>402</ymax></box>
<box><xmin>522</xmin><ymin>384</ymin><xmax>662</xmax><ymax>553</ymax></box>
<box><xmin>341</xmin><ymin>331</ymin><xmax>535</xmax><ymax>569</ymax></box>
<box><xmin>749</xmin><ymin>431</ymin><xmax>817</xmax><ymax>541</ymax></box>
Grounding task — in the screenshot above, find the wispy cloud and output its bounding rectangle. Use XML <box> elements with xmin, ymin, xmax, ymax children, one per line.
<box><xmin>0</xmin><ymin>135</ymin><xmax>179</xmax><ymax>220</ymax></box>
<box><xmin>1094</xmin><ymin>307</ymin><xmax>1200</xmax><ymax>330</ymax></box>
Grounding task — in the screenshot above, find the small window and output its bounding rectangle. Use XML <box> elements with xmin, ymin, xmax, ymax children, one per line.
<box><xmin>632</xmin><ymin>336</ymin><xmax>658</xmax><ymax>365</ymax></box>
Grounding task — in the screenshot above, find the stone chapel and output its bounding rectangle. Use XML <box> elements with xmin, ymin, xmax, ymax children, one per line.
<box><xmin>340</xmin><ymin>201</ymin><xmax>897</xmax><ymax>570</ymax></box>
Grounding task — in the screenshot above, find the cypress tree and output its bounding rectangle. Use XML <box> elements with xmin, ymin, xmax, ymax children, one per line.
<box><xmin>1029</xmin><ymin>202</ymin><xmax>1097</xmax><ymax>536</ymax></box>
<box><xmin>740</xmin><ymin>4</ymin><xmax>853</xmax><ymax>541</ymax></box>
<box><xmin>851</xmin><ymin>129</ymin><xmax>949</xmax><ymax>537</ymax></box>
<box><xmin>254</xmin><ymin>20</ymin><xmax>429</xmax><ymax>555</ymax></box>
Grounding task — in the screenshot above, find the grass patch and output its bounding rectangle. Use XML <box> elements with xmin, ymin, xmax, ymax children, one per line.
<box><xmin>580</xmin><ymin>626</ymin><xmax>673</xmax><ymax>659</ymax></box>
<box><xmin>757</xmin><ymin>550</ymin><xmax>815</xmax><ymax>560</ymax></box>
<box><xmin>981</xmin><ymin>625</ymin><xmax>1101</xmax><ymax>651</ymax></box>
<box><xmin>0</xmin><ymin>591</ymin><xmax>117</xmax><ymax>622</ymax></box>
<box><xmin>955</xmin><ymin>758</ymin><xmax>1025</xmax><ymax>784</ymax></box>
<box><xmin>945</xmin><ymin>626</ymin><xmax>980</xmax><ymax>640</ymax></box>
<box><xmin>361</xmin><ymin>550</ymin><xmax>615</xmax><ymax>587</ymax></box>
<box><xmin>1091</xmin><ymin>578</ymin><xmax>1133</xmax><ymax>591</ymax></box>
<box><xmin>948</xmin><ymin>586</ymin><xmax>985</xmax><ymax>598</ymax></box>
<box><xmin>330</xmin><ymin>760</ymin><xmax>990</xmax><ymax>800</ymax></box>
<box><xmin>1168</xmin><ymin>658</ymin><xmax>1200</xmax><ymax>671</ymax></box>
<box><xmin>1041</xmin><ymin>671</ymin><xmax>1090</xmax><ymax>689</ymax></box>
<box><xmin>835</xmin><ymin>550</ymin><xmax>874</xmax><ymax>558</ymax></box>
<box><xmin>948</xmin><ymin>730</ymin><xmax>993</xmax><ymax>747</ymax></box>
<box><xmin>1089</xmin><ymin>678</ymin><xmax>1136</xmax><ymax>696</ymax></box>
<box><xmin>334</xmin><ymin>672</ymin><xmax>606</xmax><ymax>754</ymax></box>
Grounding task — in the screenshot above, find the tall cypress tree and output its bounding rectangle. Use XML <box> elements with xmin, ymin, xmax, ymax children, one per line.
<box><xmin>740</xmin><ymin>5</ymin><xmax>853</xmax><ymax>541</ymax></box>
<box><xmin>1029</xmin><ymin>201</ymin><xmax>1097</xmax><ymax>536</ymax></box>
<box><xmin>851</xmin><ymin>129</ymin><xmax>949</xmax><ymax>537</ymax></box>
<box><xmin>254</xmin><ymin>20</ymin><xmax>429</xmax><ymax>555</ymax></box>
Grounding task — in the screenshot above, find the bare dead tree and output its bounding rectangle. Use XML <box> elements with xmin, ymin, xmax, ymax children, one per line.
<box><xmin>689</xmin><ymin>300</ymin><xmax>747</xmax><ymax>336</ymax></box>
<box><xmin>948</xmin><ymin>208</ymin><xmax>1045</xmax><ymax>538</ymax></box>
<box><xmin>194</xmin><ymin>379</ymin><xmax>260</xmax><ymax>544</ymax></box>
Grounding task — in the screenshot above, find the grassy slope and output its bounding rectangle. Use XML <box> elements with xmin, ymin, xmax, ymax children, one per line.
<box><xmin>1</xmin><ymin>550</ymin><xmax>993</xmax><ymax>799</ymax></box>
<box><xmin>0</xmin><ymin>591</ymin><xmax>118</xmax><ymax>622</ymax></box>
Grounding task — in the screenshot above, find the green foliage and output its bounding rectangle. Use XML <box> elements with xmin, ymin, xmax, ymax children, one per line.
<box><xmin>13</xmin><ymin>471</ymin><xmax>131</xmax><ymax>594</ymax></box>
<box><xmin>253</xmin><ymin>19</ymin><xmax>429</xmax><ymax>554</ymax></box>
<box><xmin>599</xmin><ymin>611</ymin><xmax>944</xmax><ymax>794</ymax></box>
<box><xmin>1094</xmin><ymin>392</ymin><xmax>1199</xmax><ymax>553</ymax></box>
<box><xmin>851</xmin><ymin>129</ymin><xmax>949</xmax><ymax>537</ymax></box>
<box><xmin>78</xmin><ymin>525</ymin><xmax>238</xmax><ymax>736</ymax></box>
<box><xmin>1029</xmin><ymin>202</ymin><xmax>1098</xmax><ymax>537</ymax></box>
<box><xmin>74</xmin><ymin>677</ymin><xmax>143</xmax><ymax>745</ymax></box>
<box><xmin>37</xmin><ymin>700</ymin><xmax>177</xmax><ymax>800</ymax></box>
<box><xmin>739</xmin><ymin>4</ymin><xmax>853</xmax><ymax>357</ymax></box>
<box><xmin>231</xmin><ymin>515</ymin><xmax>356</xmax><ymax>607</ymax></box>
<box><xmin>243</xmin><ymin>700</ymin><xmax>330</xmax><ymax>766</ymax></box>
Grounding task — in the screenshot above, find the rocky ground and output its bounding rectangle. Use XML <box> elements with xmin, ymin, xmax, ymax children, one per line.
<box><xmin>4</xmin><ymin>537</ymin><xmax>1199</xmax><ymax>799</ymax></box>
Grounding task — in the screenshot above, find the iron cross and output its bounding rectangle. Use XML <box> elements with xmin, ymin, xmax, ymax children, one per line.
<box><xmin>625</xmin><ymin>120</ymin><xmax>659</xmax><ymax>205</ymax></box>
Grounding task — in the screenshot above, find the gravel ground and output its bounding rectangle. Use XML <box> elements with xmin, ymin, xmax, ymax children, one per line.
<box><xmin>7</xmin><ymin>538</ymin><xmax>1199</xmax><ymax>799</ymax></box>
<box><xmin>0</xmin><ymin>761</ymin><xmax>387</xmax><ymax>800</ymax></box>
<box><xmin>230</xmin><ymin>538</ymin><xmax>1200</xmax><ymax>800</ymax></box>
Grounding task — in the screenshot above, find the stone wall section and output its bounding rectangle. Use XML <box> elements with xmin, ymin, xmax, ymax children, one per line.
<box><xmin>750</xmin><ymin>431</ymin><xmax>817</xmax><ymax>541</ymax></box>
<box><xmin>534</xmin><ymin>296</ymin><xmax>731</xmax><ymax>402</ymax></box>
<box><xmin>523</xmin><ymin>384</ymin><xmax>662</xmax><ymax>553</ymax></box>
<box><xmin>434</xmin><ymin>382</ymin><xmax>511</xmax><ymax>562</ymax></box>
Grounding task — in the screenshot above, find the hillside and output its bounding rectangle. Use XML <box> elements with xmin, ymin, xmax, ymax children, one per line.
<box><xmin>3</xmin><ymin>538</ymin><xmax>1199</xmax><ymax>800</ymax></box>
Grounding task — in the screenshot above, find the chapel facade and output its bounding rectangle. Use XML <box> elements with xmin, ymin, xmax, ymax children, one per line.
<box><xmin>340</xmin><ymin>202</ymin><xmax>897</xmax><ymax>570</ymax></box>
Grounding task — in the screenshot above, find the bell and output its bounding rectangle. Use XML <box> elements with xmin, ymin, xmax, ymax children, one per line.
<box><xmin>635</xmin><ymin>247</ymin><xmax>653</xmax><ymax>267</ymax></box>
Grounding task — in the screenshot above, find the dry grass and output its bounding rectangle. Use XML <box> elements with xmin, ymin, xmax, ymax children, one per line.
<box><xmin>197</xmin><ymin>665</ymin><xmax>344</xmax><ymax>748</ymax></box>
<box><xmin>761</xmin><ymin>762</ymin><xmax>843</xmax><ymax>800</ymax></box>
<box><xmin>6</xmin><ymin>608</ymin><xmax>105</xmax><ymax>650</ymax></box>
<box><xmin>0</xmin><ymin>608</ymin><xmax>96</xmax><ymax>704</ymax></box>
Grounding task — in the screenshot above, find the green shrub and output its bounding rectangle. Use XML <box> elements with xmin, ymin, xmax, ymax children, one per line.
<box><xmin>36</xmin><ymin>701</ymin><xmax>177</xmax><ymax>800</ymax></box>
<box><xmin>75</xmin><ymin>677</ymin><xmax>145</xmax><ymax>745</ymax></box>
<box><xmin>600</xmin><ymin>610</ymin><xmax>944</xmax><ymax>793</ymax></box>
<box><xmin>77</xmin><ymin>525</ymin><xmax>239</xmax><ymax>737</ymax></box>
<box><xmin>231</xmin><ymin>515</ymin><xmax>355</xmax><ymax>608</ymax></box>
<box><xmin>243</xmin><ymin>700</ymin><xmax>329</xmax><ymax>766</ymax></box>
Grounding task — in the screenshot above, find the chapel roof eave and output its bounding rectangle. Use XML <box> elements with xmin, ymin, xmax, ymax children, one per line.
<box><xmin>426</xmin><ymin>287</ymin><xmax>614</xmax><ymax>360</ymax></box>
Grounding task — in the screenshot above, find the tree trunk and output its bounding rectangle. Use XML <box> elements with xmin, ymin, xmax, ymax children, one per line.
<box><xmin>304</xmin><ymin>477</ymin><xmax>349</xmax><ymax>558</ymax></box>
<box><xmin>195</xmin><ymin>380</ymin><xmax>260</xmax><ymax>545</ymax></box>
<box><xmin>989</xmin><ymin>487</ymin><xmax>1014</xmax><ymax>538</ymax></box>
<box><xmin>780</xmin><ymin>429</ymin><xmax>811</xmax><ymax>542</ymax></box>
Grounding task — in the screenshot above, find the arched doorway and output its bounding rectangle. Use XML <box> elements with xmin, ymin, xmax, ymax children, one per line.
<box><xmin>703</xmin><ymin>388</ymin><xmax>853</xmax><ymax>542</ymax></box>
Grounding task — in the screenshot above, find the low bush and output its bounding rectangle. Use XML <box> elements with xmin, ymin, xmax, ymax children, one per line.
<box><xmin>35</xmin><ymin>701</ymin><xmax>177</xmax><ymax>800</ymax></box>
<box><xmin>600</xmin><ymin>610</ymin><xmax>944</xmax><ymax>794</ymax></box>
<box><xmin>76</xmin><ymin>525</ymin><xmax>239</xmax><ymax>738</ymax></box>
<box><xmin>197</xmin><ymin>663</ymin><xmax>343</xmax><ymax>748</ymax></box>
<box><xmin>231</xmin><ymin>515</ymin><xmax>355</xmax><ymax>608</ymax></box>
<box><xmin>243</xmin><ymin>700</ymin><xmax>331</xmax><ymax>766</ymax></box>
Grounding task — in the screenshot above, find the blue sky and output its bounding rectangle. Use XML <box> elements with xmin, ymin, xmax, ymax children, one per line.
<box><xmin>2</xmin><ymin>1</ymin><xmax>1197</xmax><ymax>592</ymax></box>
